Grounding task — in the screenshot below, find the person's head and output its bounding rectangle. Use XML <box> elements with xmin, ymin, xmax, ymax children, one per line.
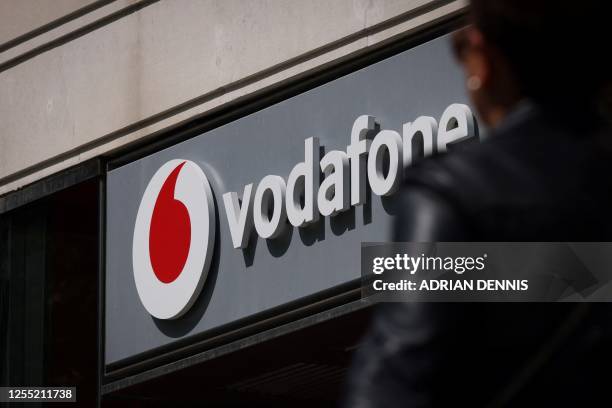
<box><xmin>453</xmin><ymin>0</ymin><xmax>611</xmax><ymax>128</ymax></box>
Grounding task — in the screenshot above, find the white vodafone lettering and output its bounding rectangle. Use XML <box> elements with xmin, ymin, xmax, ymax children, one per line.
<box><xmin>437</xmin><ymin>103</ymin><xmax>478</xmax><ymax>153</ymax></box>
<box><xmin>403</xmin><ymin>116</ymin><xmax>438</xmax><ymax>167</ymax></box>
<box><xmin>286</xmin><ymin>137</ymin><xmax>320</xmax><ymax>227</ymax></box>
<box><xmin>348</xmin><ymin>115</ymin><xmax>378</xmax><ymax>206</ymax></box>
<box><xmin>253</xmin><ymin>175</ymin><xmax>288</xmax><ymax>239</ymax></box>
<box><xmin>222</xmin><ymin>183</ymin><xmax>255</xmax><ymax>249</ymax></box>
<box><xmin>223</xmin><ymin>103</ymin><xmax>478</xmax><ymax>248</ymax></box>
<box><xmin>318</xmin><ymin>150</ymin><xmax>350</xmax><ymax>217</ymax></box>
<box><xmin>367</xmin><ymin>129</ymin><xmax>403</xmax><ymax>196</ymax></box>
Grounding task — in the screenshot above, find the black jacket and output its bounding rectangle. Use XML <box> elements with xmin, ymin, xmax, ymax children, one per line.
<box><xmin>345</xmin><ymin>104</ymin><xmax>612</xmax><ymax>407</ymax></box>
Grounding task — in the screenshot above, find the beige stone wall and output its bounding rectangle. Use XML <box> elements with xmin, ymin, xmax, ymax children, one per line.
<box><xmin>0</xmin><ymin>0</ymin><xmax>99</xmax><ymax>44</ymax></box>
<box><xmin>0</xmin><ymin>0</ymin><xmax>467</xmax><ymax>195</ymax></box>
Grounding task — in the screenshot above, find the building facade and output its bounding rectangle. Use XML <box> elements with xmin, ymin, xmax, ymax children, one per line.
<box><xmin>0</xmin><ymin>1</ymin><xmax>469</xmax><ymax>406</ymax></box>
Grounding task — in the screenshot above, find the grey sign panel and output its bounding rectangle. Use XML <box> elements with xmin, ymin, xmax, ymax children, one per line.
<box><xmin>105</xmin><ymin>33</ymin><xmax>472</xmax><ymax>365</ymax></box>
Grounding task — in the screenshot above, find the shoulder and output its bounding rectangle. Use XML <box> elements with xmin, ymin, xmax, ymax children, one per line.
<box><xmin>401</xmin><ymin>110</ymin><xmax>601</xmax><ymax>215</ymax></box>
<box><xmin>402</xmin><ymin>135</ymin><xmax>534</xmax><ymax>218</ymax></box>
<box><xmin>397</xmin><ymin>111</ymin><xmax>612</xmax><ymax>240</ymax></box>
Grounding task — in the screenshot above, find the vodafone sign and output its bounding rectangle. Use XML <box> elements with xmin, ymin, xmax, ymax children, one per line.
<box><xmin>132</xmin><ymin>160</ymin><xmax>216</xmax><ymax>319</ymax></box>
<box><xmin>131</xmin><ymin>104</ymin><xmax>476</xmax><ymax>320</ymax></box>
<box><xmin>222</xmin><ymin>104</ymin><xmax>475</xmax><ymax>249</ymax></box>
<box><xmin>107</xmin><ymin>33</ymin><xmax>474</xmax><ymax>364</ymax></box>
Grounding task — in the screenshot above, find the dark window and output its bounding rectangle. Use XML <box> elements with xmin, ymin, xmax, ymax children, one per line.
<box><xmin>0</xmin><ymin>179</ymin><xmax>99</xmax><ymax>407</ymax></box>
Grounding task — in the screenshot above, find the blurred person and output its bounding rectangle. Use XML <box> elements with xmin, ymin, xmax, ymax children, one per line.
<box><xmin>344</xmin><ymin>1</ymin><xmax>612</xmax><ymax>407</ymax></box>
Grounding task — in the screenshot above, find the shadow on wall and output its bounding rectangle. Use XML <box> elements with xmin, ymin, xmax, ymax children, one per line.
<box><xmin>242</xmin><ymin>185</ymin><xmax>397</xmax><ymax>265</ymax></box>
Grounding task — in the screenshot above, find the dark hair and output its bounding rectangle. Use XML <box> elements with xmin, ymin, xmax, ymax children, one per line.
<box><xmin>470</xmin><ymin>0</ymin><xmax>611</xmax><ymax>120</ymax></box>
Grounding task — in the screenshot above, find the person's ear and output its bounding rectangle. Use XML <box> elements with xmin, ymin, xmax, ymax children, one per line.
<box><xmin>454</xmin><ymin>26</ymin><xmax>522</xmax><ymax>126</ymax></box>
<box><xmin>462</xmin><ymin>28</ymin><xmax>491</xmax><ymax>92</ymax></box>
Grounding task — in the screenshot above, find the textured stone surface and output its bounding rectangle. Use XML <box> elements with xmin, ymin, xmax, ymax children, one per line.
<box><xmin>0</xmin><ymin>0</ymin><xmax>467</xmax><ymax>193</ymax></box>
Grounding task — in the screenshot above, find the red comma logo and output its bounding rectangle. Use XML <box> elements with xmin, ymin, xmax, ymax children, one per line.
<box><xmin>132</xmin><ymin>159</ymin><xmax>216</xmax><ymax>320</ymax></box>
